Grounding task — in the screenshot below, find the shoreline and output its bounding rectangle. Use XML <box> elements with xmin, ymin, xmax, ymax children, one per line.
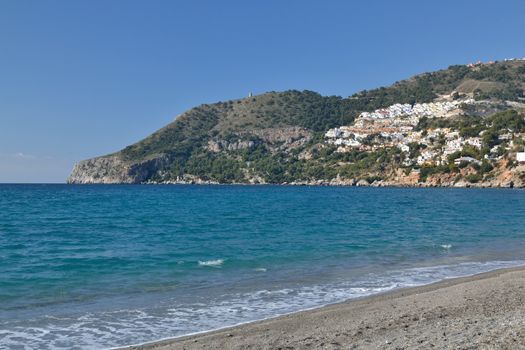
<box><xmin>121</xmin><ymin>265</ymin><xmax>525</xmax><ymax>349</ymax></box>
<box><xmin>4</xmin><ymin>182</ymin><xmax>525</xmax><ymax>188</ymax></box>
<box><xmin>146</xmin><ymin>181</ymin><xmax>523</xmax><ymax>188</ymax></box>
<box><xmin>65</xmin><ymin>181</ymin><xmax>525</xmax><ymax>188</ymax></box>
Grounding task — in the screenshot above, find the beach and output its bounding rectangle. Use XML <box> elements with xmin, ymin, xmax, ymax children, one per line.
<box><xmin>125</xmin><ymin>266</ymin><xmax>525</xmax><ymax>350</ymax></box>
<box><xmin>4</xmin><ymin>186</ymin><xmax>525</xmax><ymax>349</ymax></box>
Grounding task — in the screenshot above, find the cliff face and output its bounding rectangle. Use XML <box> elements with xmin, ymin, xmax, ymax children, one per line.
<box><xmin>67</xmin><ymin>155</ymin><xmax>170</xmax><ymax>184</ymax></box>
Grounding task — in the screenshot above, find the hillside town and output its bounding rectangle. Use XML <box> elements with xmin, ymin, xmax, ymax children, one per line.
<box><xmin>324</xmin><ymin>95</ymin><xmax>523</xmax><ymax>167</ymax></box>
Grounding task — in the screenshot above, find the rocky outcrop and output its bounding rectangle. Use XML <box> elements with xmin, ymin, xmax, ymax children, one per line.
<box><xmin>67</xmin><ymin>154</ymin><xmax>170</xmax><ymax>184</ymax></box>
<box><xmin>247</xmin><ymin>127</ymin><xmax>312</xmax><ymax>144</ymax></box>
<box><xmin>207</xmin><ymin>140</ymin><xmax>259</xmax><ymax>153</ymax></box>
<box><xmin>207</xmin><ymin>127</ymin><xmax>313</xmax><ymax>154</ymax></box>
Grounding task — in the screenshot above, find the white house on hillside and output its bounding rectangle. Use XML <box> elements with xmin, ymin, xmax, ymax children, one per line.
<box><xmin>454</xmin><ymin>156</ymin><xmax>481</xmax><ymax>166</ymax></box>
<box><xmin>517</xmin><ymin>150</ymin><xmax>525</xmax><ymax>164</ymax></box>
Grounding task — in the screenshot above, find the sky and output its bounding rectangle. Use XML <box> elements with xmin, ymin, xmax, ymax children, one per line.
<box><xmin>1</xmin><ymin>0</ymin><xmax>525</xmax><ymax>183</ymax></box>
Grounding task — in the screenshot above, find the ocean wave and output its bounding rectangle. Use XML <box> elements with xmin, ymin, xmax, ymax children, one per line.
<box><xmin>3</xmin><ymin>259</ymin><xmax>525</xmax><ymax>350</ymax></box>
<box><xmin>441</xmin><ymin>244</ymin><xmax>452</xmax><ymax>249</ymax></box>
<box><xmin>198</xmin><ymin>259</ymin><xmax>224</xmax><ymax>267</ymax></box>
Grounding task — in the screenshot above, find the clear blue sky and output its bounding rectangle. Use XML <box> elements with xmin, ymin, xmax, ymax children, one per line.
<box><xmin>1</xmin><ymin>0</ymin><xmax>524</xmax><ymax>182</ymax></box>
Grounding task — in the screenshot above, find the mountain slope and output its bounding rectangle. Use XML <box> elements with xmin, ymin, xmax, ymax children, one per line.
<box><xmin>68</xmin><ymin>60</ymin><xmax>525</xmax><ymax>186</ymax></box>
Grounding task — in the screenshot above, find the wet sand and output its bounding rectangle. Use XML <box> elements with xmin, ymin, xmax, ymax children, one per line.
<box><xmin>123</xmin><ymin>266</ymin><xmax>525</xmax><ymax>349</ymax></box>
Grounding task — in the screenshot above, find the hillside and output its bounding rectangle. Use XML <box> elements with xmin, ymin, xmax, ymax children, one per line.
<box><xmin>68</xmin><ymin>59</ymin><xmax>525</xmax><ymax>187</ymax></box>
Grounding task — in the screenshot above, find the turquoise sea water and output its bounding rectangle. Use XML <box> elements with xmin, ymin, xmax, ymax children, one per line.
<box><xmin>1</xmin><ymin>185</ymin><xmax>525</xmax><ymax>349</ymax></box>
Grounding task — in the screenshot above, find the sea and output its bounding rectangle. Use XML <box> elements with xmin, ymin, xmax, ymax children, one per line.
<box><xmin>1</xmin><ymin>184</ymin><xmax>525</xmax><ymax>349</ymax></box>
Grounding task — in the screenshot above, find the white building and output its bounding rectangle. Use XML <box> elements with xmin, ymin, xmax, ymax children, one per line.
<box><xmin>454</xmin><ymin>156</ymin><xmax>481</xmax><ymax>166</ymax></box>
<box><xmin>398</xmin><ymin>144</ymin><xmax>410</xmax><ymax>153</ymax></box>
<box><xmin>517</xmin><ymin>150</ymin><xmax>525</xmax><ymax>164</ymax></box>
<box><xmin>417</xmin><ymin>150</ymin><xmax>437</xmax><ymax>165</ymax></box>
<box><xmin>462</xmin><ymin>137</ymin><xmax>482</xmax><ymax>149</ymax></box>
<box><xmin>325</xmin><ymin>128</ymin><xmax>340</xmax><ymax>138</ymax></box>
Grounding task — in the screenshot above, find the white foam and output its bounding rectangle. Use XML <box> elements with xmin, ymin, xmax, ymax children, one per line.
<box><xmin>441</xmin><ymin>244</ymin><xmax>452</xmax><ymax>249</ymax></box>
<box><xmin>3</xmin><ymin>259</ymin><xmax>525</xmax><ymax>350</ymax></box>
<box><xmin>254</xmin><ymin>268</ymin><xmax>267</xmax><ymax>272</ymax></box>
<box><xmin>198</xmin><ymin>259</ymin><xmax>224</xmax><ymax>267</ymax></box>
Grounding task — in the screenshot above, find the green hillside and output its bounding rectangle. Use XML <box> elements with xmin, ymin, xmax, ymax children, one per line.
<box><xmin>68</xmin><ymin>60</ymin><xmax>525</xmax><ymax>186</ymax></box>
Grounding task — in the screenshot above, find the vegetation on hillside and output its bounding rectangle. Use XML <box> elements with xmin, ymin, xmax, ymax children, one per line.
<box><xmin>99</xmin><ymin>61</ymin><xmax>525</xmax><ymax>184</ymax></box>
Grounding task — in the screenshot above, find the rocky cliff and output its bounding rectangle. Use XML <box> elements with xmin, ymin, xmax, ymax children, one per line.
<box><xmin>68</xmin><ymin>155</ymin><xmax>170</xmax><ymax>184</ymax></box>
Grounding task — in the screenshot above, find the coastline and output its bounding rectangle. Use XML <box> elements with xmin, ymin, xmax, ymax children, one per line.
<box><xmin>144</xmin><ymin>170</ymin><xmax>525</xmax><ymax>188</ymax></box>
<box><xmin>144</xmin><ymin>180</ymin><xmax>524</xmax><ymax>188</ymax></box>
<box><xmin>121</xmin><ymin>266</ymin><xmax>525</xmax><ymax>349</ymax></box>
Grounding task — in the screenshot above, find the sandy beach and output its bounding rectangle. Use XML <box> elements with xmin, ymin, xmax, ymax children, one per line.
<box><xmin>123</xmin><ymin>266</ymin><xmax>525</xmax><ymax>350</ymax></box>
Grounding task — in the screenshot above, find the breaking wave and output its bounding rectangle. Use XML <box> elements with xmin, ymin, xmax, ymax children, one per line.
<box><xmin>198</xmin><ymin>259</ymin><xmax>224</xmax><ymax>267</ymax></box>
<box><xmin>2</xmin><ymin>259</ymin><xmax>524</xmax><ymax>350</ymax></box>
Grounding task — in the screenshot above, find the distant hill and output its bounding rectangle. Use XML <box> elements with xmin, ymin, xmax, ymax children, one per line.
<box><xmin>68</xmin><ymin>60</ymin><xmax>525</xmax><ymax>187</ymax></box>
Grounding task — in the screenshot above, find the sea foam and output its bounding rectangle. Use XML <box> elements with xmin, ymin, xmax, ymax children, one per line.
<box><xmin>198</xmin><ymin>259</ymin><xmax>224</xmax><ymax>267</ymax></box>
<box><xmin>4</xmin><ymin>260</ymin><xmax>524</xmax><ymax>350</ymax></box>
